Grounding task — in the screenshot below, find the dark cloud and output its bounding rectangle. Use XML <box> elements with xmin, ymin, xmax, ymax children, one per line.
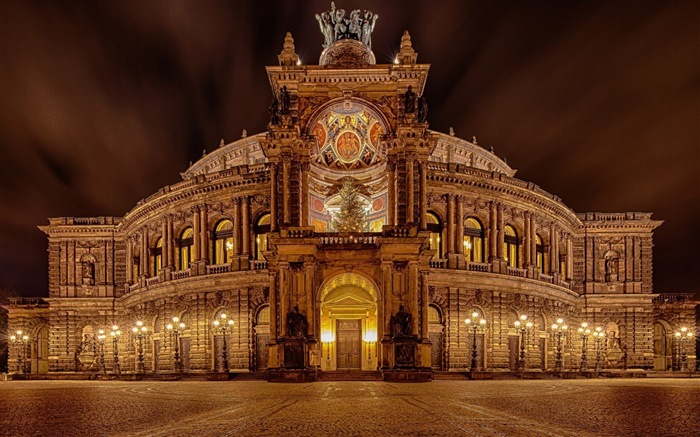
<box><xmin>1</xmin><ymin>0</ymin><xmax>698</xmax><ymax>296</ymax></box>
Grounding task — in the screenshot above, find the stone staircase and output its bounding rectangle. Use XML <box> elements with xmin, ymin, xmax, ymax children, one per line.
<box><xmin>317</xmin><ymin>370</ymin><xmax>383</xmax><ymax>381</ymax></box>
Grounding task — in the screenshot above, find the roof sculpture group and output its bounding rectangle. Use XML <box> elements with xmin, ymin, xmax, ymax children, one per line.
<box><xmin>316</xmin><ymin>2</ymin><xmax>378</xmax><ymax>48</ymax></box>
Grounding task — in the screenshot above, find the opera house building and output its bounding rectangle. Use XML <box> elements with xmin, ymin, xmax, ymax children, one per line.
<box><xmin>5</xmin><ymin>7</ymin><xmax>697</xmax><ymax>381</ymax></box>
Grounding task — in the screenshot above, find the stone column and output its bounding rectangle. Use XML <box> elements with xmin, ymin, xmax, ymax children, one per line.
<box><xmin>387</xmin><ymin>160</ymin><xmax>396</xmax><ymax>226</ymax></box>
<box><xmin>126</xmin><ymin>237</ymin><xmax>133</xmax><ymax>283</ymax></box>
<box><xmin>269</xmin><ymin>271</ymin><xmax>278</xmax><ymax>340</ymax></box>
<box><xmin>420</xmin><ymin>272</ymin><xmax>429</xmax><ymax>340</ymax></box>
<box><xmin>489</xmin><ymin>202</ymin><xmax>497</xmax><ymax>261</ymax></box>
<box><xmin>141</xmin><ymin>228</ymin><xmax>149</xmax><ymax>276</ymax></box>
<box><xmin>382</xmin><ymin>262</ymin><xmax>393</xmax><ymax>338</ymax></box>
<box><xmin>409</xmin><ymin>261</ymin><xmax>419</xmax><ymax>336</ymax></box>
<box><xmin>282</xmin><ymin>156</ymin><xmax>291</xmax><ymax>225</ymax></box>
<box><xmin>161</xmin><ymin>220</ymin><xmax>169</xmax><ymax>269</ymax></box>
<box><xmin>419</xmin><ymin>162</ymin><xmax>427</xmax><ymax>230</ymax></box>
<box><xmin>241</xmin><ymin>196</ymin><xmax>250</xmax><ymax>257</ymax></box>
<box><xmin>279</xmin><ymin>262</ymin><xmax>290</xmax><ymax>338</ymax></box>
<box><xmin>455</xmin><ymin>196</ymin><xmax>464</xmax><ymax>255</ymax></box>
<box><xmin>406</xmin><ymin>155</ymin><xmax>415</xmax><ymax>224</ymax></box>
<box><xmin>199</xmin><ymin>205</ymin><xmax>209</xmax><ymax>263</ymax></box>
<box><xmin>192</xmin><ymin>207</ymin><xmax>201</xmax><ymax>261</ymax></box>
<box><xmin>566</xmin><ymin>237</ymin><xmax>573</xmax><ymax>280</ymax></box>
<box><xmin>300</xmin><ymin>162</ymin><xmax>309</xmax><ymax>227</ymax></box>
<box><xmin>550</xmin><ymin>226</ymin><xmax>558</xmax><ymax>273</ymax></box>
<box><xmin>530</xmin><ymin>217</ymin><xmax>537</xmax><ymax>267</ymax></box>
<box><xmin>496</xmin><ymin>204</ymin><xmax>504</xmax><ymax>259</ymax></box>
<box><xmin>167</xmin><ymin>215</ymin><xmax>175</xmax><ymax>268</ymax></box>
<box><xmin>304</xmin><ymin>262</ymin><xmax>315</xmax><ymax>338</ymax></box>
<box><xmin>270</xmin><ymin>163</ymin><xmax>278</xmax><ymax>232</ymax></box>
<box><xmin>233</xmin><ymin>198</ymin><xmax>241</xmax><ymax>255</ymax></box>
<box><xmin>524</xmin><ymin>212</ymin><xmax>531</xmax><ymax>266</ymax></box>
<box><xmin>446</xmin><ymin>195</ymin><xmax>455</xmax><ymax>254</ymax></box>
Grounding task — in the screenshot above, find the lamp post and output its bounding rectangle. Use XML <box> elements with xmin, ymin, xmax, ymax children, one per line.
<box><xmin>514</xmin><ymin>315</ymin><xmax>533</xmax><ymax>372</ymax></box>
<box><xmin>592</xmin><ymin>326</ymin><xmax>605</xmax><ymax>373</ymax></box>
<box><xmin>364</xmin><ymin>330</ymin><xmax>377</xmax><ymax>362</ymax></box>
<box><xmin>674</xmin><ymin>327</ymin><xmax>694</xmax><ymax>372</ymax></box>
<box><xmin>578</xmin><ymin>322</ymin><xmax>591</xmax><ymax>372</ymax></box>
<box><xmin>213</xmin><ymin>313</ymin><xmax>234</xmax><ymax>373</ymax></box>
<box><xmin>97</xmin><ymin>329</ymin><xmax>107</xmax><ymax>374</ymax></box>
<box><xmin>166</xmin><ymin>316</ymin><xmax>186</xmax><ymax>373</ymax></box>
<box><xmin>9</xmin><ymin>330</ymin><xmax>29</xmax><ymax>374</ymax></box>
<box><xmin>465</xmin><ymin>311</ymin><xmax>486</xmax><ymax>372</ymax></box>
<box><xmin>110</xmin><ymin>325</ymin><xmax>121</xmax><ymax>376</ymax></box>
<box><xmin>131</xmin><ymin>321</ymin><xmax>148</xmax><ymax>374</ymax></box>
<box><xmin>551</xmin><ymin>318</ymin><xmax>568</xmax><ymax>374</ymax></box>
<box><xmin>321</xmin><ymin>331</ymin><xmax>335</xmax><ymax>368</ymax></box>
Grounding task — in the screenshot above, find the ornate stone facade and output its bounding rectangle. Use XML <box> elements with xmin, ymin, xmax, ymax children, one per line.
<box><xmin>4</xmin><ymin>12</ymin><xmax>697</xmax><ymax>378</ymax></box>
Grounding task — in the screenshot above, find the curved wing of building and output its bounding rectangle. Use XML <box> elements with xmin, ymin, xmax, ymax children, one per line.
<box><xmin>6</xmin><ymin>9</ymin><xmax>696</xmax><ymax>378</ymax></box>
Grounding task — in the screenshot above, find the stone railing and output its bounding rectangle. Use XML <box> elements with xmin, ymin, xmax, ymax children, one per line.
<box><xmin>5</xmin><ymin>297</ymin><xmax>49</xmax><ymax>307</ymax></box>
<box><xmin>538</xmin><ymin>273</ymin><xmax>554</xmax><ymax>284</ymax></box>
<box><xmin>652</xmin><ymin>293</ymin><xmax>696</xmax><ymax>305</ymax></box>
<box><xmin>171</xmin><ymin>269</ymin><xmax>191</xmax><ymax>280</ymax></box>
<box><xmin>429</xmin><ymin>259</ymin><xmax>446</xmax><ymax>269</ymax></box>
<box><xmin>467</xmin><ymin>262</ymin><xmax>490</xmax><ymax>272</ymax></box>
<box><xmin>128</xmin><ymin>282</ymin><xmax>140</xmax><ymax>292</ymax></box>
<box><xmin>507</xmin><ymin>267</ymin><xmax>527</xmax><ymax>278</ymax></box>
<box><xmin>250</xmin><ymin>260</ymin><xmax>268</xmax><ymax>270</ymax></box>
<box><xmin>206</xmin><ymin>263</ymin><xmax>231</xmax><ymax>275</ymax></box>
<box><xmin>319</xmin><ymin>235</ymin><xmax>379</xmax><ymax>245</ymax></box>
<box><xmin>145</xmin><ymin>276</ymin><xmax>161</xmax><ymax>286</ymax></box>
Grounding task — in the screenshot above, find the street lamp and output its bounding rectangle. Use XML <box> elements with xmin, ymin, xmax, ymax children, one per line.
<box><xmin>110</xmin><ymin>325</ymin><xmax>121</xmax><ymax>376</ymax></box>
<box><xmin>321</xmin><ymin>331</ymin><xmax>335</xmax><ymax>366</ymax></box>
<box><xmin>213</xmin><ymin>313</ymin><xmax>234</xmax><ymax>373</ymax></box>
<box><xmin>465</xmin><ymin>311</ymin><xmax>486</xmax><ymax>372</ymax></box>
<box><xmin>364</xmin><ymin>330</ymin><xmax>377</xmax><ymax>362</ymax></box>
<box><xmin>9</xmin><ymin>330</ymin><xmax>29</xmax><ymax>374</ymax></box>
<box><xmin>131</xmin><ymin>321</ymin><xmax>148</xmax><ymax>374</ymax></box>
<box><xmin>97</xmin><ymin>329</ymin><xmax>107</xmax><ymax>374</ymax></box>
<box><xmin>578</xmin><ymin>322</ymin><xmax>591</xmax><ymax>372</ymax></box>
<box><xmin>551</xmin><ymin>318</ymin><xmax>568</xmax><ymax>373</ymax></box>
<box><xmin>166</xmin><ymin>316</ymin><xmax>186</xmax><ymax>373</ymax></box>
<box><xmin>514</xmin><ymin>315</ymin><xmax>533</xmax><ymax>372</ymax></box>
<box><xmin>674</xmin><ymin>327</ymin><xmax>694</xmax><ymax>372</ymax></box>
<box><xmin>592</xmin><ymin>326</ymin><xmax>605</xmax><ymax>373</ymax></box>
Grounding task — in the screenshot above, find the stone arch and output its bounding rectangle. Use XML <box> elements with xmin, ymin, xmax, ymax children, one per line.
<box><xmin>653</xmin><ymin>319</ymin><xmax>673</xmax><ymax>371</ymax></box>
<box><xmin>317</xmin><ymin>272</ymin><xmax>380</xmax><ymax>371</ymax></box>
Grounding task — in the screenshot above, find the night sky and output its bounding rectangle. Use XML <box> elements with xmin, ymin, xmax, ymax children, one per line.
<box><xmin>1</xmin><ymin>1</ymin><xmax>698</xmax><ymax>297</ymax></box>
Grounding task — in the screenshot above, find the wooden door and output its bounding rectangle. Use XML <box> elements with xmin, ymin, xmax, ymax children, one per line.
<box><xmin>508</xmin><ymin>336</ymin><xmax>519</xmax><ymax>371</ymax></box>
<box><xmin>337</xmin><ymin>320</ymin><xmax>361</xmax><ymax>369</ymax></box>
<box><xmin>256</xmin><ymin>334</ymin><xmax>269</xmax><ymax>370</ymax></box>
<box><xmin>181</xmin><ymin>337</ymin><xmax>191</xmax><ymax>371</ymax></box>
<box><xmin>429</xmin><ymin>332</ymin><xmax>443</xmax><ymax>370</ymax></box>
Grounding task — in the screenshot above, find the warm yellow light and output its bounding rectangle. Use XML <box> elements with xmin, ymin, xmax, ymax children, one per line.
<box><xmin>220</xmin><ymin>314</ymin><xmax>227</xmax><ymax>320</ymax></box>
<box><xmin>321</xmin><ymin>331</ymin><xmax>335</xmax><ymax>343</ymax></box>
<box><xmin>675</xmin><ymin>332</ymin><xmax>681</xmax><ymax>338</ymax></box>
<box><xmin>557</xmin><ymin>318</ymin><xmax>564</xmax><ymax>324</ymax></box>
<box><xmin>167</xmin><ymin>324</ymin><xmax>173</xmax><ymax>331</ymax></box>
<box><xmin>98</xmin><ymin>329</ymin><xmax>105</xmax><ymax>335</ymax></box>
<box><xmin>22</xmin><ymin>335</ymin><xmax>28</xmax><ymax>341</ymax></box>
<box><xmin>465</xmin><ymin>318</ymin><xmax>471</xmax><ymax>325</ymax></box>
<box><xmin>464</xmin><ymin>240</ymin><xmax>472</xmax><ymax>250</ymax></box>
<box><xmin>112</xmin><ymin>325</ymin><xmax>119</xmax><ymax>331</ymax></box>
<box><xmin>136</xmin><ymin>321</ymin><xmax>143</xmax><ymax>327</ymax></box>
<box><xmin>526</xmin><ymin>322</ymin><xmax>533</xmax><ymax>329</ymax></box>
<box><xmin>10</xmin><ymin>335</ymin><xmax>16</xmax><ymax>341</ymax></box>
<box><xmin>16</xmin><ymin>330</ymin><xmax>23</xmax><ymax>336</ymax></box>
<box><xmin>228</xmin><ymin>319</ymin><xmax>234</xmax><ymax>326</ymax></box>
<box><xmin>296</xmin><ymin>59</ymin><xmax>302</xmax><ymax>66</ymax></box>
<box><xmin>173</xmin><ymin>317</ymin><xmax>180</xmax><ymax>323</ymax></box>
<box><xmin>472</xmin><ymin>311</ymin><xmax>479</xmax><ymax>319</ymax></box>
<box><xmin>479</xmin><ymin>319</ymin><xmax>486</xmax><ymax>326</ymax></box>
<box><xmin>179</xmin><ymin>323</ymin><xmax>186</xmax><ymax>329</ymax></box>
<box><xmin>581</xmin><ymin>322</ymin><xmax>588</xmax><ymax>329</ymax></box>
<box><xmin>141</xmin><ymin>326</ymin><xmax>147</xmax><ymax>333</ymax></box>
<box><xmin>132</xmin><ymin>327</ymin><xmax>138</xmax><ymax>333</ymax></box>
<box><xmin>393</xmin><ymin>57</ymin><xmax>399</xmax><ymax>64</ymax></box>
<box><xmin>520</xmin><ymin>315</ymin><xmax>527</xmax><ymax>321</ymax></box>
<box><xmin>681</xmin><ymin>327</ymin><xmax>687</xmax><ymax>333</ymax></box>
<box><xmin>552</xmin><ymin>324</ymin><xmax>558</xmax><ymax>330</ymax></box>
<box><xmin>562</xmin><ymin>325</ymin><xmax>568</xmax><ymax>331</ymax></box>
<box><xmin>365</xmin><ymin>330</ymin><xmax>377</xmax><ymax>343</ymax></box>
<box><xmin>214</xmin><ymin>320</ymin><xmax>220</xmax><ymax>327</ymax></box>
<box><xmin>514</xmin><ymin>321</ymin><xmax>521</xmax><ymax>328</ymax></box>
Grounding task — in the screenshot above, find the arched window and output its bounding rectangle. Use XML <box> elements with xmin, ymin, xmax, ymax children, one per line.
<box><xmin>464</xmin><ymin>218</ymin><xmax>484</xmax><ymax>263</ymax></box>
<box><xmin>179</xmin><ymin>227</ymin><xmax>194</xmax><ymax>270</ymax></box>
<box><xmin>255</xmin><ymin>214</ymin><xmax>271</xmax><ymax>260</ymax></box>
<box><xmin>152</xmin><ymin>237</ymin><xmax>163</xmax><ymax>276</ymax></box>
<box><xmin>503</xmin><ymin>225</ymin><xmax>518</xmax><ymax>268</ymax></box>
<box><xmin>426</xmin><ymin>212</ymin><xmax>442</xmax><ymax>259</ymax></box>
<box><xmin>213</xmin><ymin>220</ymin><xmax>234</xmax><ymax>264</ymax></box>
<box><xmin>535</xmin><ymin>234</ymin><xmax>545</xmax><ymax>273</ymax></box>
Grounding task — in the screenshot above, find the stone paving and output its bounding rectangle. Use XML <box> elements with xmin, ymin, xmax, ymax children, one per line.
<box><xmin>1</xmin><ymin>379</ymin><xmax>699</xmax><ymax>436</ymax></box>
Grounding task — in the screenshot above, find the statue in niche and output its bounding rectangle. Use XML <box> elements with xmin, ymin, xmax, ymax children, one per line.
<box><xmin>286</xmin><ymin>306</ymin><xmax>308</xmax><ymax>339</ymax></box>
<box><xmin>417</xmin><ymin>95</ymin><xmax>428</xmax><ymax>122</ymax></box>
<box><xmin>605</xmin><ymin>257</ymin><xmax>619</xmax><ymax>282</ymax></box>
<box><xmin>279</xmin><ymin>86</ymin><xmax>291</xmax><ymax>114</ymax></box>
<box><xmin>390</xmin><ymin>305</ymin><xmax>413</xmax><ymax>338</ymax></box>
<box><xmin>82</xmin><ymin>261</ymin><xmax>95</xmax><ymax>285</ymax></box>
<box><xmin>268</xmin><ymin>99</ymin><xmax>280</xmax><ymax>124</ymax></box>
<box><xmin>403</xmin><ymin>86</ymin><xmax>416</xmax><ymax>114</ymax></box>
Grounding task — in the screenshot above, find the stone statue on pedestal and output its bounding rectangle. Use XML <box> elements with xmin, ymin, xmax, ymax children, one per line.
<box><xmin>390</xmin><ymin>305</ymin><xmax>413</xmax><ymax>338</ymax></box>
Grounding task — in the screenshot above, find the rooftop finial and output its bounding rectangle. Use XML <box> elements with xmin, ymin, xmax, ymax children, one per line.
<box><xmin>278</xmin><ymin>32</ymin><xmax>300</xmax><ymax>66</ymax></box>
<box><xmin>316</xmin><ymin>3</ymin><xmax>378</xmax><ymax>49</ymax></box>
<box><xmin>396</xmin><ymin>31</ymin><xmax>418</xmax><ymax>64</ymax></box>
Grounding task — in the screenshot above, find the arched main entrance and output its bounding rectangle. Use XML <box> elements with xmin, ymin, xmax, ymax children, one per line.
<box><xmin>319</xmin><ymin>273</ymin><xmax>379</xmax><ymax>371</ymax></box>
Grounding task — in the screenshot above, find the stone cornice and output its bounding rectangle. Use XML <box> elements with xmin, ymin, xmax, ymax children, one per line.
<box><xmin>427</xmin><ymin>166</ymin><xmax>581</xmax><ymax>230</ymax></box>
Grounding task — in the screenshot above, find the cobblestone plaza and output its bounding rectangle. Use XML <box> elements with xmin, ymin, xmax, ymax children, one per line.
<box><xmin>1</xmin><ymin>379</ymin><xmax>699</xmax><ymax>436</ymax></box>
